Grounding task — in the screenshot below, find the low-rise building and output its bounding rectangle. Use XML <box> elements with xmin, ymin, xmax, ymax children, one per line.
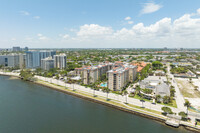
<box><xmin>155</xmin><ymin>83</ymin><xmax>170</xmax><ymax>97</ymax></box>
<box><xmin>139</xmin><ymin>76</ymin><xmax>170</xmax><ymax>97</ymax></box>
<box><xmin>131</xmin><ymin>61</ymin><xmax>147</xmax><ymax>73</ymax></box>
<box><xmin>154</xmin><ymin>70</ymin><xmax>165</xmax><ymax>76</ymax></box>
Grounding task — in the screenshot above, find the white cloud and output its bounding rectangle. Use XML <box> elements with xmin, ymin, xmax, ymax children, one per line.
<box><xmin>25</xmin><ymin>37</ymin><xmax>33</xmax><ymax>41</ymax></box>
<box><xmin>11</xmin><ymin>38</ymin><xmax>16</xmax><ymax>41</ymax></box>
<box><xmin>77</xmin><ymin>24</ymin><xmax>113</xmax><ymax>38</ymax></box>
<box><xmin>128</xmin><ymin>21</ymin><xmax>134</xmax><ymax>24</ymax></box>
<box><xmin>17</xmin><ymin>8</ymin><xmax>200</xmax><ymax>48</ymax></box>
<box><xmin>65</xmin><ymin>9</ymin><xmax>200</xmax><ymax>48</ymax></box>
<box><xmin>33</xmin><ymin>16</ymin><xmax>40</xmax><ymax>19</ymax></box>
<box><xmin>124</xmin><ymin>16</ymin><xmax>131</xmax><ymax>20</ymax></box>
<box><xmin>20</xmin><ymin>11</ymin><xmax>30</xmax><ymax>16</ymax></box>
<box><xmin>62</xmin><ymin>34</ymin><xmax>70</xmax><ymax>39</ymax></box>
<box><xmin>37</xmin><ymin>34</ymin><xmax>48</xmax><ymax>40</ymax></box>
<box><xmin>197</xmin><ymin>8</ymin><xmax>200</xmax><ymax>15</ymax></box>
<box><xmin>140</xmin><ymin>2</ymin><xmax>162</xmax><ymax>14</ymax></box>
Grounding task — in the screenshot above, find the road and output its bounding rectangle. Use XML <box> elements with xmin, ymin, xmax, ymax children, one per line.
<box><xmin>35</xmin><ymin>75</ymin><xmax>185</xmax><ymax>114</ymax></box>
<box><xmin>166</xmin><ymin>63</ymin><xmax>187</xmax><ymax>111</ymax></box>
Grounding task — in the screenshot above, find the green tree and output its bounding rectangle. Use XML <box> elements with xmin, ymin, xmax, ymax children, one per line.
<box><xmin>170</xmin><ymin>88</ymin><xmax>176</xmax><ymax>97</ymax></box>
<box><xmin>136</xmin><ymin>85</ymin><xmax>141</xmax><ymax>94</ymax></box>
<box><xmin>178</xmin><ymin>111</ymin><xmax>187</xmax><ymax>120</ymax></box>
<box><xmin>163</xmin><ymin>96</ymin><xmax>170</xmax><ymax>104</ymax></box>
<box><xmin>20</xmin><ymin>69</ymin><xmax>35</xmax><ymax>81</ymax></box>
<box><xmin>104</xmin><ymin>88</ymin><xmax>110</xmax><ymax>100</ymax></box>
<box><xmin>122</xmin><ymin>90</ymin><xmax>128</xmax><ymax>103</ymax></box>
<box><xmin>156</xmin><ymin>95</ymin><xmax>161</xmax><ymax>103</ymax></box>
<box><xmin>152</xmin><ymin>61</ymin><xmax>163</xmax><ymax>69</ymax></box>
<box><xmin>184</xmin><ymin>100</ymin><xmax>191</xmax><ymax>114</ymax></box>
<box><xmin>161</xmin><ymin>106</ymin><xmax>173</xmax><ymax>114</ymax></box>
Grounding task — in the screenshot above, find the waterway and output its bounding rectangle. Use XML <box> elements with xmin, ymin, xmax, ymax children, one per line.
<box><xmin>0</xmin><ymin>75</ymin><xmax>190</xmax><ymax>133</ymax></box>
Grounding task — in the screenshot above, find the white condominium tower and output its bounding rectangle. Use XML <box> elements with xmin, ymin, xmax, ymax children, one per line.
<box><xmin>54</xmin><ymin>54</ymin><xmax>66</xmax><ymax>69</ymax></box>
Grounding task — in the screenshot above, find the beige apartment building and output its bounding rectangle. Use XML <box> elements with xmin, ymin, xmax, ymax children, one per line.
<box><xmin>83</xmin><ymin>66</ymin><xmax>98</xmax><ymax>84</ymax></box>
<box><xmin>75</xmin><ymin>62</ymin><xmax>137</xmax><ymax>87</ymax></box>
<box><xmin>107</xmin><ymin>65</ymin><xmax>137</xmax><ymax>91</ymax></box>
<box><xmin>75</xmin><ymin>62</ymin><xmax>114</xmax><ymax>85</ymax></box>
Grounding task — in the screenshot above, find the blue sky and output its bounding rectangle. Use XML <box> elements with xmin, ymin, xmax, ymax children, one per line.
<box><xmin>0</xmin><ymin>0</ymin><xmax>200</xmax><ymax>48</ymax></box>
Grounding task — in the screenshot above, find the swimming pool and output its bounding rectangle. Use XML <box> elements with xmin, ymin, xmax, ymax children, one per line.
<box><xmin>100</xmin><ymin>83</ymin><xmax>107</xmax><ymax>87</ymax></box>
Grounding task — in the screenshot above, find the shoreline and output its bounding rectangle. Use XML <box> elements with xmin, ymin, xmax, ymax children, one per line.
<box><xmin>0</xmin><ymin>73</ymin><xmax>200</xmax><ymax>132</ymax></box>
<box><xmin>34</xmin><ymin>80</ymin><xmax>200</xmax><ymax>133</ymax></box>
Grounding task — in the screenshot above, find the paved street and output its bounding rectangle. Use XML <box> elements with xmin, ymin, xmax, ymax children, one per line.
<box><xmin>35</xmin><ymin>75</ymin><xmax>185</xmax><ymax>114</ymax></box>
<box><xmin>166</xmin><ymin>63</ymin><xmax>187</xmax><ymax>111</ymax></box>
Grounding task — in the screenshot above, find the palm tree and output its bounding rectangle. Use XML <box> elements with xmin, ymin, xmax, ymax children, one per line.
<box><xmin>156</xmin><ymin>95</ymin><xmax>161</xmax><ymax>103</ymax></box>
<box><xmin>184</xmin><ymin>100</ymin><xmax>191</xmax><ymax>114</ymax></box>
<box><xmin>136</xmin><ymin>85</ymin><xmax>141</xmax><ymax>94</ymax></box>
<box><xmin>163</xmin><ymin>96</ymin><xmax>170</xmax><ymax>104</ymax></box>
<box><xmin>123</xmin><ymin>90</ymin><xmax>128</xmax><ymax>104</ymax></box>
<box><xmin>65</xmin><ymin>80</ymin><xmax>67</xmax><ymax>89</ymax></box>
<box><xmin>140</xmin><ymin>94</ymin><xmax>145</xmax><ymax>108</ymax></box>
<box><xmin>72</xmin><ymin>80</ymin><xmax>75</xmax><ymax>91</ymax></box>
<box><xmin>93</xmin><ymin>86</ymin><xmax>96</xmax><ymax>97</ymax></box>
<box><xmin>170</xmin><ymin>88</ymin><xmax>176</xmax><ymax>97</ymax></box>
<box><xmin>104</xmin><ymin>88</ymin><xmax>110</xmax><ymax>100</ymax></box>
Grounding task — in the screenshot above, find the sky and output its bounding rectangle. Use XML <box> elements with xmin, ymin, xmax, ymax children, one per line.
<box><xmin>0</xmin><ymin>0</ymin><xmax>200</xmax><ymax>48</ymax></box>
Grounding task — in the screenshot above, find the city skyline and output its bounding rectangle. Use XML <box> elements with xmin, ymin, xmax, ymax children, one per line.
<box><xmin>0</xmin><ymin>0</ymin><xmax>200</xmax><ymax>48</ymax></box>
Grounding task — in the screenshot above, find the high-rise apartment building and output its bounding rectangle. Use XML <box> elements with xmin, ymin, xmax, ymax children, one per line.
<box><xmin>26</xmin><ymin>51</ymin><xmax>40</xmax><ymax>68</ymax></box>
<box><xmin>54</xmin><ymin>54</ymin><xmax>66</xmax><ymax>69</ymax></box>
<box><xmin>0</xmin><ymin>54</ymin><xmax>20</xmax><ymax>68</ymax></box>
<box><xmin>83</xmin><ymin>66</ymin><xmax>98</xmax><ymax>85</ymax></box>
<box><xmin>12</xmin><ymin>47</ymin><xmax>21</xmax><ymax>52</ymax></box>
<box><xmin>26</xmin><ymin>50</ymin><xmax>56</xmax><ymax>69</ymax></box>
<box><xmin>19</xmin><ymin>54</ymin><xmax>26</xmax><ymax>69</ymax></box>
<box><xmin>41</xmin><ymin>57</ymin><xmax>54</xmax><ymax>71</ymax></box>
<box><xmin>75</xmin><ymin>63</ymin><xmax>114</xmax><ymax>85</ymax></box>
<box><xmin>107</xmin><ymin>65</ymin><xmax>137</xmax><ymax>91</ymax></box>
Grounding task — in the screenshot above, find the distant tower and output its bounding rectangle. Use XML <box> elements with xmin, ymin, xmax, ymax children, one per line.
<box><xmin>12</xmin><ymin>46</ymin><xmax>21</xmax><ymax>52</ymax></box>
<box><xmin>24</xmin><ymin>47</ymin><xmax>29</xmax><ymax>51</ymax></box>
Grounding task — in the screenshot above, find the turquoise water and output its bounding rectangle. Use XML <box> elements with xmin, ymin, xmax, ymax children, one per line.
<box><xmin>0</xmin><ymin>75</ymin><xmax>190</xmax><ymax>133</ymax></box>
<box><xmin>190</xmin><ymin>106</ymin><xmax>200</xmax><ymax>113</ymax></box>
<box><xmin>100</xmin><ymin>83</ymin><xmax>107</xmax><ymax>87</ymax></box>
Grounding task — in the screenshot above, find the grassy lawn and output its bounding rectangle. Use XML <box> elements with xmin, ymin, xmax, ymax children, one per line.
<box><xmin>130</xmin><ymin>94</ymin><xmax>152</xmax><ymax>102</ymax></box>
<box><xmin>158</xmin><ymin>100</ymin><xmax>177</xmax><ymax>108</ymax></box>
<box><xmin>111</xmin><ymin>90</ymin><xmax>122</xmax><ymax>95</ymax></box>
<box><xmin>130</xmin><ymin>94</ymin><xmax>177</xmax><ymax>108</ymax></box>
<box><xmin>126</xmin><ymin>103</ymin><xmax>162</xmax><ymax>115</ymax></box>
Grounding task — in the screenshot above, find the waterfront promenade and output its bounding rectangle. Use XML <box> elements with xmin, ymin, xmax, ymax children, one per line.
<box><xmin>0</xmin><ymin>71</ymin><xmax>200</xmax><ymax>132</ymax></box>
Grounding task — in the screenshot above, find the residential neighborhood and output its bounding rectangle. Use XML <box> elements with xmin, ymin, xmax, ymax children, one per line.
<box><xmin>0</xmin><ymin>47</ymin><xmax>200</xmax><ymax>131</ymax></box>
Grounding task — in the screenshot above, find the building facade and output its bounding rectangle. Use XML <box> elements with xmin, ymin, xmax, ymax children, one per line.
<box><xmin>83</xmin><ymin>66</ymin><xmax>98</xmax><ymax>84</ymax></box>
<box><xmin>54</xmin><ymin>54</ymin><xmax>66</xmax><ymax>69</ymax></box>
<box><xmin>75</xmin><ymin>63</ymin><xmax>114</xmax><ymax>85</ymax></box>
<box><xmin>41</xmin><ymin>57</ymin><xmax>54</xmax><ymax>71</ymax></box>
<box><xmin>107</xmin><ymin>64</ymin><xmax>137</xmax><ymax>91</ymax></box>
<box><xmin>26</xmin><ymin>51</ymin><xmax>56</xmax><ymax>69</ymax></box>
<box><xmin>12</xmin><ymin>47</ymin><xmax>21</xmax><ymax>52</ymax></box>
<box><xmin>0</xmin><ymin>54</ymin><xmax>20</xmax><ymax>68</ymax></box>
<box><xmin>19</xmin><ymin>54</ymin><xmax>26</xmax><ymax>69</ymax></box>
